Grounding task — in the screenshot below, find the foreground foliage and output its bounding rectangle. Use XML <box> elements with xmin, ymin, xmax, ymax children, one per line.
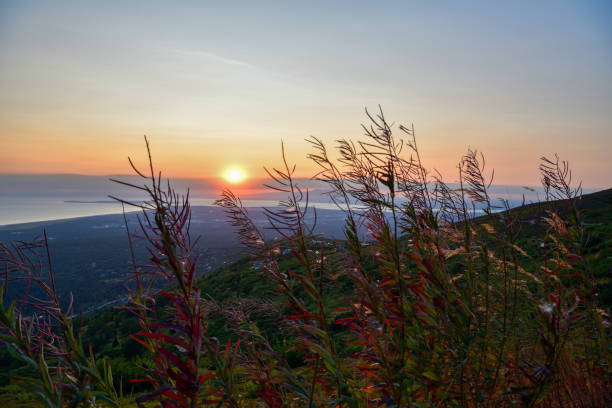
<box><xmin>1</xmin><ymin>110</ymin><xmax>611</xmax><ymax>407</ymax></box>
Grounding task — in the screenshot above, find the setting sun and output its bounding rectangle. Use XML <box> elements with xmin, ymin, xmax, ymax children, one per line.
<box><xmin>222</xmin><ymin>166</ymin><xmax>247</xmax><ymax>184</ymax></box>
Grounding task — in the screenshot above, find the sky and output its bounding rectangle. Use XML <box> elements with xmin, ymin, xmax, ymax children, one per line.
<box><xmin>0</xmin><ymin>1</ymin><xmax>611</xmax><ymax>188</ymax></box>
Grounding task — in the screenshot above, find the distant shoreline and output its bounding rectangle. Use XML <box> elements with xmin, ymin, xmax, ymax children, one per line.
<box><xmin>64</xmin><ymin>200</ymin><xmax>120</xmax><ymax>204</ymax></box>
<box><xmin>1</xmin><ymin>187</ymin><xmax>607</xmax><ymax>228</ymax></box>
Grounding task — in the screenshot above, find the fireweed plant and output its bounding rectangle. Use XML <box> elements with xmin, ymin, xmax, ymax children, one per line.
<box><xmin>1</xmin><ymin>110</ymin><xmax>610</xmax><ymax>407</ymax></box>
<box><xmin>0</xmin><ymin>234</ymin><xmax>121</xmax><ymax>407</ymax></box>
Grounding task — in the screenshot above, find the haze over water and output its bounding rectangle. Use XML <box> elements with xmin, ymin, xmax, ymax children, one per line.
<box><xmin>0</xmin><ymin>174</ymin><xmax>566</xmax><ymax>226</ymax></box>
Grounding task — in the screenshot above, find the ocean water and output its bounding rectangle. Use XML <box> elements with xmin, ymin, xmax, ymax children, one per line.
<box><xmin>0</xmin><ymin>174</ymin><xmax>347</xmax><ymax>226</ymax></box>
<box><xmin>0</xmin><ymin>196</ymin><xmax>348</xmax><ymax>226</ymax></box>
<box><xmin>0</xmin><ymin>197</ymin><xmax>139</xmax><ymax>225</ymax></box>
<box><xmin>0</xmin><ymin>176</ymin><xmax>567</xmax><ymax>227</ymax></box>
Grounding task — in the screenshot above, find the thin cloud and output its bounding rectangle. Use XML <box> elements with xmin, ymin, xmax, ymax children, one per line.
<box><xmin>171</xmin><ymin>48</ymin><xmax>254</xmax><ymax>68</ymax></box>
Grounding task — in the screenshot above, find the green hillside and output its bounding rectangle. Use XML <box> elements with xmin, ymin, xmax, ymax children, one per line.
<box><xmin>1</xmin><ymin>188</ymin><xmax>611</xmax><ymax>405</ymax></box>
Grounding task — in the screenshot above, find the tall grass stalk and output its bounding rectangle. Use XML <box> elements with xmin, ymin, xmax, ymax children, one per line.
<box><xmin>1</xmin><ymin>111</ymin><xmax>610</xmax><ymax>407</ymax></box>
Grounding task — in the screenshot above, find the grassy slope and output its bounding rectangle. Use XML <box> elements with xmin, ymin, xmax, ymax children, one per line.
<box><xmin>1</xmin><ymin>188</ymin><xmax>610</xmax><ymax>402</ymax></box>
<box><xmin>495</xmin><ymin>188</ymin><xmax>612</xmax><ymax>305</ymax></box>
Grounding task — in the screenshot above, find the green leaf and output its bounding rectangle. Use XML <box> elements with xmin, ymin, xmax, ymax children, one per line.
<box><xmin>422</xmin><ymin>371</ymin><xmax>439</xmax><ymax>381</ymax></box>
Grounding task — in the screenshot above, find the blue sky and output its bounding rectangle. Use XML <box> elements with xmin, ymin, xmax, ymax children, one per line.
<box><xmin>0</xmin><ymin>1</ymin><xmax>610</xmax><ymax>187</ymax></box>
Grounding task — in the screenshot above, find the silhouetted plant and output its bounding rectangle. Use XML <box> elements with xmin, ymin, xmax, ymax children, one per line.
<box><xmin>111</xmin><ymin>137</ymin><xmax>242</xmax><ymax>407</ymax></box>
<box><xmin>2</xmin><ymin>110</ymin><xmax>610</xmax><ymax>407</ymax></box>
<box><xmin>0</xmin><ymin>234</ymin><xmax>121</xmax><ymax>407</ymax></box>
<box><xmin>218</xmin><ymin>108</ymin><xmax>611</xmax><ymax>407</ymax></box>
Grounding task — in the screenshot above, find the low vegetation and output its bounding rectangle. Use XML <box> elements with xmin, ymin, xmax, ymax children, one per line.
<box><xmin>1</xmin><ymin>110</ymin><xmax>610</xmax><ymax>407</ymax></box>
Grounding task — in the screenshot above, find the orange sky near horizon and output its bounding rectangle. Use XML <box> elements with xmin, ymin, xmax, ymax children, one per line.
<box><xmin>1</xmin><ymin>2</ymin><xmax>610</xmax><ymax>188</ymax></box>
<box><xmin>1</xmin><ymin>116</ymin><xmax>609</xmax><ymax>189</ymax></box>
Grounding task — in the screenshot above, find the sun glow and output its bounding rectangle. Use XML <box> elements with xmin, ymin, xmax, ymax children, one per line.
<box><xmin>222</xmin><ymin>166</ymin><xmax>247</xmax><ymax>184</ymax></box>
